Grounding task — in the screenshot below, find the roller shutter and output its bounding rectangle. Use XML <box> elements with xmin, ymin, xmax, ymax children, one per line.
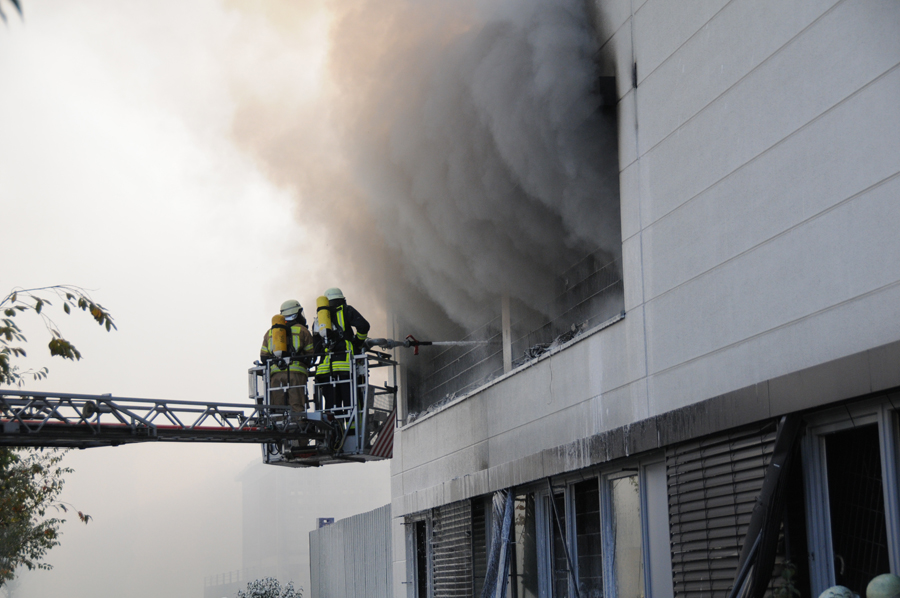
<box><xmin>667</xmin><ymin>421</ymin><xmax>778</xmax><ymax>598</ymax></box>
<box><xmin>432</xmin><ymin>499</ymin><xmax>474</xmax><ymax>598</ymax></box>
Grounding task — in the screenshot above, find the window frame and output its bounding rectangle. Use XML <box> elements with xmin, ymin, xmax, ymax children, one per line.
<box><xmin>601</xmin><ymin>467</ymin><xmax>643</xmax><ymax>598</ymax></box>
<box><xmin>405</xmin><ymin>512</ymin><xmax>433</xmax><ymax>598</ymax></box>
<box><xmin>531</xmin><ymin>453</ymin><xmax>673</xmax><ymax>598</ymax></box>
<box><xmin>801</xmin><ymin>397</ymin><xmax>900</xmax><ymax>596</ymax></box>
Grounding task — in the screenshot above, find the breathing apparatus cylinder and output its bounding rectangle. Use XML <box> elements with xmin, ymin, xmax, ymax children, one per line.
<box><xmin>316</xmin><ymin>295</ymin><xmax>333</xmax><ymax>347</ymax></box>
<box><xmin>271</xmin><ymin>314</ymin><xmax>288</xmax><ymax>358</ymax></box>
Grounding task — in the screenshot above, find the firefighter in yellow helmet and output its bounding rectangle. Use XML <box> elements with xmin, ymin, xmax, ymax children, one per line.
<box><xmin>314</xmin><ymin>287</ymin><xmax>370</xmax><ymax>411</ymax></box>
<box><xmin>260</xmin><ymin>300</ymin><xmax>315</xmax><ymax>413</ymax></box>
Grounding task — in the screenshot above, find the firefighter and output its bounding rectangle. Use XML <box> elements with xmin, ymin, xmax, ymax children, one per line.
<box><xmin>315</xmin><ymin>288</ymin><xmax>369</xmax><ymax>411</ymax></box>
<box><xmin>260</xmin><ymin>300</ymin><xmax>315</xmax><ymax>413</ymax></box>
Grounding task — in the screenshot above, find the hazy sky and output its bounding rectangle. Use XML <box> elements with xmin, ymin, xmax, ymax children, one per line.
<box><xmin>0</xmin><ymin>1</ymin><xmax>390</xmax><ymax>596</ymax></box>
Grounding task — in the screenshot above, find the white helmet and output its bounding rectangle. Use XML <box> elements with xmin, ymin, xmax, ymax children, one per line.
<box><xmin>867</xmin><ymin>575</ymin><xmax>900</xmax><ymax>598</ymax></box>
<box><xmin>280</xmin><ymin>299</ymin><xmax>303</xmax><ymax>317</ymax></box>
<box><xmin>324</xmin><ymin>287</ymin><xmax>344</xmax><ymax>301</ymax></box>
<box><xmin>819</xmin><ymin>587</ymin><xmax>856</xmax><ymax>598</ymax></box>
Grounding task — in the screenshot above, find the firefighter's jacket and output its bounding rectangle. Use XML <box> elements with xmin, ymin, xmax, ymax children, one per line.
<box><xmin>260</xmin><ymin>323</ymin><xmax>315</xmax><ymax>376</ymax></box>
<box><xmin>317</xmin><ymin>300</ymin><xmax>370</xmax><ymax>376</ymax></box>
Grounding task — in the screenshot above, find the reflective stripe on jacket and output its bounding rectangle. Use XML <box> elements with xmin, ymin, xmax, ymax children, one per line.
<box><xmin>319</xmin><ymin>301</ymin><xmax>369</xmax><ymax>375</ymax></box>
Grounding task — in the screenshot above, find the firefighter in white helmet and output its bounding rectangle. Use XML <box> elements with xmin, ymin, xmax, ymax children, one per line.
<box><xmin>260</xmin><ymin>300</ymin><xmax>315</xmax><ymax>413</ymax></box>
<box><xmin>314</xmin><ymin>287</ymin><xmax>370</xmax><ymax>411</ymax></box>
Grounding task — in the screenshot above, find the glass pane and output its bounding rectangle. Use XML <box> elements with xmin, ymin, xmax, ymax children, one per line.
<box><xmin>574</xmin><ymin>479</ymin><xmax>603</xmax><ymax>598</ymax></box>
<box><xmin>548</xmin><ymin>492</ymin><xmax>570</xmax><ymax>598</ymax></box>
<box><xmin>825</xmin><ymin>425</ymin><xmax>889</xmax><ymax>595</ymax></box>
<box><xmin>611</xmin><ymin>474</ymin><xmax>644</xmax><ymax>598</ymax></box>
<box><xmin>510</xmin><ymin>493</ymin><xmax>538</xmax><ymax>598</ymax></box>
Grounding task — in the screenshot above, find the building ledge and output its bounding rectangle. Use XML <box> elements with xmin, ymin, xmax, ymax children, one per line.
<box><xmin>400</xmin><ymin>311</ymin><xmax>626</xmax><ymax>428</ymax></box>
<box><xmin>394</xmin><ymin>338</ymin><xmax>900</xmax><ymax>515</ymax></box>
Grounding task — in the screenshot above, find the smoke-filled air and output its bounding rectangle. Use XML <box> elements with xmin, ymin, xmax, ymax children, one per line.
<box><xmin>233</xmin><ymin>0</ymin><xmax>620</xmax><ymax>334</ymax></box>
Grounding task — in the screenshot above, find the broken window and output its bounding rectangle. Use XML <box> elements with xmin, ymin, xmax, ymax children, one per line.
<box><xmin>802</xmin><ymin>400</ymin><xmax>900</xmax><ymax>597</ymax></box>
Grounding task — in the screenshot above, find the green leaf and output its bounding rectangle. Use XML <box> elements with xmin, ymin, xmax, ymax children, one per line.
<box><xmin>63</xmin><ymin>303</ymin><xmax>70</xmax><ymax>314</ymax></box>
<box><xmin>34</xmin><ymin>300</ymin><xmax>42</xmax><ymax>314</ymax></box>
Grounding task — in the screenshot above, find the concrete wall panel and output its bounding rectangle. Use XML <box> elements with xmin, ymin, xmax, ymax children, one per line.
<box><xmin>643</xmin><ymin>65</ymin><xmax>900</xmax><ymax>301</ymax></box>
<box><xmin>595</xmin><ymin>307</ymin><xmax>645</xmax><ymax>395</ymax></box>
<box><xmin>633</xmin><ymin>0</ymin><xmax>730</xmax><ymax>81</ymax></box>
<box><xmin>637</xmin><ymin>0</ymin><xmax>839</xmax><ymax>152</ymax></box>
<box><xmin>647</xmin><ymin>172</ymin><xmax>900</xmax><ymax>376</ymax></box>
<box><xmin>641</xmin><ymin>0</ymin><xmax>900</xmax><ymax>227</ymax></box>
<box><xmin>622</xmin><ymin>233</ymin><xmax>644</xmax><ymax>310</ymax></box>
<box><xmin>619</xmin><ymin>88</ymin><xmax>638</xmax><ymax>170</ymax></box>
<box><xmin>648</xmin><ymin>277</ymin><xmax>900</xmax><ymax>415</ymax></box>
<box><xmin>620</xmin><ymin>160</ymin><xmax>641</xmax><ymax>241</ymax></box>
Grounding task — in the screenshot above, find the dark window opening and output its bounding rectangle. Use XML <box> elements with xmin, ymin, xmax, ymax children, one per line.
<box><xmin>767</xmin><ymin>438</ymin><xmax>812</xmax><ymax>598</ymax></box>
<box><xmin>400</xmin><ymin>70</ymin><xmax>623</xmax><ymax>419</ymax></box>
<box><xmin>415</xmin><ymin>520</ymin><xmax>429</xmax><ymax>598</ymax></box>
<box><xmin>825</xmin><ymin>425</ymin><xmax>889</xmax><ymax>594</ymax></box>
<box><xmin>472</xmin><ymin>499</ymin><xmax>488</xmax><ymax>598</ymax></box>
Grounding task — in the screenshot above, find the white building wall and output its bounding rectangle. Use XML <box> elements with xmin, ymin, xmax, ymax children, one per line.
<box><xmin>387</xmin><ymin>8</ymin><xmax>900</xmax><ymax>598</ymax></box>
<box><xmin>633</xmin><ymin>0</ymin><xmax>900</xmax><ymax>413</ymax></box>
<box><xmin>391</xmin><ymin>0</ymin><xmax>900</xmax><ymax>518</ymax></box>
<box><xmin>309</xmin><ymin>504</ymin><xmax>393</xmax><ymax>598</ymax></box>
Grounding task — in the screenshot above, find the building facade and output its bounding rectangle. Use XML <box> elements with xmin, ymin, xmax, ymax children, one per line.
<box><xmin>385</xmin><ymin>1</ymin><xmax>900</xmax><ymax>598</ymax></box>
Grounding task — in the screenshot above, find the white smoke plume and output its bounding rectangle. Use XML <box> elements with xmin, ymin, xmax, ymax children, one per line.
<box><xmin>232</xmin><ymin>0</ymin><xmax>620</xmax><ymax>332</ymax></box>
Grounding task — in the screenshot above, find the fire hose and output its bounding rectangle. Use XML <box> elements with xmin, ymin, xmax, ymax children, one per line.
<box><xmin>365</xmin><ymin>335</ymin><xmax>495</xmax><ymax>355</ymax></box>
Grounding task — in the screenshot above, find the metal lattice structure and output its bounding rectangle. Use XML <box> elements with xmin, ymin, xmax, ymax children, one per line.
<box><xmin>407</xmin><ymin>252</ymin><xmax>624</xmax><ymax>415</ymax></box>
<box><xmin>0</xmin><ymin>389</ymin><xmax>330</xmax><ymax>449</ymax></box>
<box><xmin>0</xmin><ymin>351</ymin><xmax>398</xmax><ymax>468</ymax></box>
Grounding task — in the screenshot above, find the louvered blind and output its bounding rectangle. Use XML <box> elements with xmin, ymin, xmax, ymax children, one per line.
<box><xmin>433</xmin><ymin>499</ymin><xmax>474</xmax><ymax>598</ymax></box>
<box><xmin>667</xmin><ymin>422</ymin><xmax>778</xmax><ymax>598</ymax></box>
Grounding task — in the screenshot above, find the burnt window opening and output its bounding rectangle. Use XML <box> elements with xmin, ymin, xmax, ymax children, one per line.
<box><xmin>400</xmin><ymin>73</ymin><xmax>623</xmax><ymax>418</ymax></box>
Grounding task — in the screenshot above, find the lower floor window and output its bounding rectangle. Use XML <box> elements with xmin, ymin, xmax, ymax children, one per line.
<box><xmin>803</xmin><ymin>400</ymin><xmax>900</xmax><ymax>597</ymax></box>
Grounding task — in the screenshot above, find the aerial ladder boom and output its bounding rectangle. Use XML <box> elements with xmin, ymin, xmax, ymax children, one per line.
<box><xmin>0</xmin><ymin>389</ymin><xmax>327</xmax><ymax>448</ymax></box>
<box><xmin>0</xmin><ymin>350</ymin><xmax>399</xmax><ymax>468</ymax></box>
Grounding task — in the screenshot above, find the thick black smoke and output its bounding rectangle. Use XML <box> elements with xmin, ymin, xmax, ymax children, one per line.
<box><xmin>235</xmin><ymin>0</ymin><xmax>620</xmax><ymax>333</ymax></box>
